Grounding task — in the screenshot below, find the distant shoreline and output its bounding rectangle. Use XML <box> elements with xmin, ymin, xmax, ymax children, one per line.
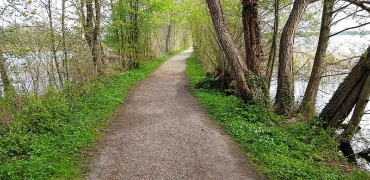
<box><xmin>333</xmin><ymin>31</ymin><xmax>370</xmax><ymax>36</ymax></box>
<box><xmin>295</xmin><ymin>31</ymin><xmax>370</xmax><ymax>38</ymax></box>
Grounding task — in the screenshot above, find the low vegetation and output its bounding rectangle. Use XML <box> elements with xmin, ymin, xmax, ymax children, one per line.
<box><xmin>186</xmin><ymin>55</ymin><xmax>370</xmax><ymax>180</ymax></box>
<box><xmin>0</xmin><ymin>50</ymin><xmax>183</xmax><ymax>180</ymax></box>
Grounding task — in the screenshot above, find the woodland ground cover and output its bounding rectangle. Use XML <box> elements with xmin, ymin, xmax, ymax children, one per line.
<box><xmin>2</xmin><ymin>0</ymin><xmax>370</xmax><ymax>176</ymax></box>
<box><xmin>0</xmin><ymin>49</ymin><xmax>184</xmax><ymax>180</ymax></box>
<box><xmin>186</xmin><ymin>55</ymin><xmax>370</xmax><ymax>180</ymax></box>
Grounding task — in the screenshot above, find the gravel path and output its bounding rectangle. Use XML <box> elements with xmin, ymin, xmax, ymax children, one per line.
<box><xmin>87</xmin><ymin>49</ymin><xmax>265</xmax><ymax>180</ymax></box>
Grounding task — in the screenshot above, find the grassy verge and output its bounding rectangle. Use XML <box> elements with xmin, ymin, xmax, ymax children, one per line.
<box><xmin>186</xmin><ymin>55</ymin><xmax>370</xmax><ymax>180</ymax></box>
<box><xmin>0</xmin><ymin>49</ymin><xmax>185</xmax><ymax>179</ymax></box>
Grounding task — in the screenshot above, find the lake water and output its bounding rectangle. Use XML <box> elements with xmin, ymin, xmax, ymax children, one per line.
<box><xmin>0</xmin><ymin>51</ymin><xmax>71</xmax><ymax>96</ymax></box>
<box><xmin>280</xmin><ymin>34</ymin><xmax>370</xmax><ymax>169</ymax></box>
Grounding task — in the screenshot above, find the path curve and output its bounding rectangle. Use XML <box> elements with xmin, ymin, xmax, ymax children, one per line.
<box><xmin>87</xmin><ymin>49</ymin><xmax>265</xmax><ymax>180</ymax></box>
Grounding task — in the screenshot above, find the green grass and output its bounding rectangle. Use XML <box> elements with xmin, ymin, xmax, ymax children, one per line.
<box><xmin>0</xmin><ymin>49</ymin><xmax>185</xmax><ymax>180</ymax></box>
<box><xmin>186</xmin><ymin>55</ymin><xmax>370</xmax><ymax>180</ymax></box>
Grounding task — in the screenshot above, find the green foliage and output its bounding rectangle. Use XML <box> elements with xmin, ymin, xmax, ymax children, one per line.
<box><xmin>0</xmin><ymin>49</ymin><xmax>184</xmax><ymax>179</ymax></box>
<box><xmin>104</xmin><ymin>0</ymin><xmax>187</xmax><ymax>60</ymax></box>
<box><xmin>0</xmin><ymin>98</ymin><xmax>17</xmax><ymax>127</ymax></box>
<box><xmin>186</xmin><ymin>55</ymin><xmax>370</xmax><ymax>180</ymax></box>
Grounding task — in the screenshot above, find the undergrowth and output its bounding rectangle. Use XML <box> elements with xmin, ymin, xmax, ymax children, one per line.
<box><xmin>186</xmin><ymin>55</ymin><xmax>370</xmax><ymax>180</ymax></box>
<box><xmin>0</xmin><ymin>49</ymin><xmax>184</xmax><ymax>180</ymax></box>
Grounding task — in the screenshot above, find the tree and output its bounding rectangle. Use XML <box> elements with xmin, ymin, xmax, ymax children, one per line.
<box><xmin>205</xmin><ymin>0</ymin><xmax>254</xmax><ymax>102</ymax></box>
<box><xmin>340</xmin><ymin>73</ymin><xmax>370</xmax><ymax>143</ymax></box>
<box><xmin>299</xmin><ymin>0</ymin><xmax>335</xmax><ymax>116</ymax></box>
<box><xmin>274</xmin><ymin>0</ymin><xmax>318</xmax><ymax>115</ymax></box>
<box><xmin>106</xmin><ymin>0</ymin><xmax>186</xmax><ymax>67</ymax></box>
<box><xmin>165</xmin><ymin>20</ymin><xmax>173</xmax><ymax>53</ymax></box>
<box><xmin>45</xmin><ymin>0</ymin><xmax>63</xmax><ymax>87</ymax></box>
<box><xmin>107</xmin><ymin>0</ymin><xmax>129</xmax><ymax>67</ymax></box>
<box><xmin>61</xmin><ymin>0</ymin><xmax>69</xmax><ymax>82</ymax></box>
<box><xmin>241</xmin><ymin>0</ymin><xmax>262</xmax><ymax>76</ymax></box>
<box><xmin>265</xmin><ymin>0</ymin><xmax>279</xmax><ymax>88</ymax></box>
<box><xmin>166</xmin><ymin>10</ymin><xmax>174</xmax><ymax>53</ymax></box>
<box><xmin>0</xmin><ymin>52</ymin><xmax>20</xmax><ymax>110</ymax></box>
<box><xmin>0</xmin><ymin>54</ymin><xmax>15</xmax><ymax>98</ymax></box>
<box><xmin>128</xmin><ymin>0</ymin><xmax>140</xmax><ymax>60</ymax></box>
<box><xmin>320</xmin><ymin>46</ymin><xmax>370</xmax><ymax>129</ymax></box>
<box><xmin>345</xmin><ymin>0</ymin><xmax>370</xmax><ymax>13</ymax></box>
<box><xmin>79</xmin><ymin>0</ymin><xmax>104</xmax><ymax>75</ymax></box>
<box><xmin>92</xmin><ymin>0</ymin><xmax>103</xmax><ymax>74</ymax></box>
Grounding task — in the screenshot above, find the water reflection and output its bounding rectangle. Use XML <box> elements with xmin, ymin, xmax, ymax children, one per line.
<box><xmin>270</xmin><ymin>72</ymin><xmax>370</xmax><ymax>169</ymax></box>
<box><xmin>0</xmin><ymin>51</ymin><xmax>72</xmax><ymax>96</ymax></box>
<box><xmin>293</xmin><ymin>34</ymin><xmax>370</xmax><ymax>169</ymax></box>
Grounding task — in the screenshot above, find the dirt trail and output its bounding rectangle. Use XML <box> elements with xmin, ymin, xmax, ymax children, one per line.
<box><xmin>87</xmin><ymin>49</ymin><xmax>265</xmax><ymax>180</ymax></box>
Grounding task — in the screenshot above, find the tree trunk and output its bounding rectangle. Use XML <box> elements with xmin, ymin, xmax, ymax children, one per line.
<box><xmin>205</xmin><ymin>0</ymin><xmax>254</xmax><ymax>102</ymax></box>
<box><xmin>241</xmin><ymin>0</ymin><xmax>262</xmax><ymax>76</ymax></box>
<box><xmin>266</xmin><ymin>0</ymin><xmax>279</xmax><ymax>88</ymax></box>
<box><xmin>0</xmin><ymin>54</ymin><xmax>15</xmax><ymax>97</ymax></box>
<box><xmin>83</xmin><ymin>0</ymin><xmax>103</xmax><ymax>76</ymax></box>
<box><xmin>340</xmin><ymin>73</ymin><xmax>370</xmax><ymax>143</ymax></box>
<box><xmin>328</xmin><ymin>72</ymin><xmax>368</xmax><ymax>127</ymax></box>
<box><xmin>47</xmin><ymin>0</ymin><xmax>63</xmax><ymax>87</ymax></box>
<box><xmin>299</xmin><ymin>0</ymin><xmax>335</xmax><ymax>116</ymax></box>
<box><xmin>85</xmin><ymin>0</ymin><xmax>94</xmax><ymax>48</ymax></box>
<box><xmin>274</xmin><ymin>0</ymin><xmax>316</xmax><ymax>115</ymax></box>
<box><xmin>119</xmin><ymin>5</ymin><xmax>127</xmax><ymax>68</ymax></box>
<box><xmin>78</xmin><ymin>0</ymin><xmax>88</xmax><ymax>44</ymax></box>
<box><xmin>0</xmin><ymin>53</ymin><xmax>21</xmax><ymax>109</ymax></box>
<box><xmin>320</xmin><ymin>46</ymin><xmax>370</xmax><ymax>128</ymax></box>
<box><xmin>339</xmin><ymin>142</ymin><xmax>357</xmax><ymax>164</ymax></box>
<box><xmin>92</xmin><ymin>0</ymin><xmax>103</xmax><ymax>75</ymax></box>
<box><xmin>127</xmin><ymin>0</ymin><xmax>139</xmax><ymax>61</ymax></box>
<box><xmin>62</xmin><ymin>0</ymin><xmax>69</xmax><ymax>81</ymax></box>
<box><xmin>166</xmin><ymin>19</ymin><xmax>173</xmax><ymax>53</ymax></box>
<box><xmin>133</xmin><ymin>0</ymin><xmax>139</xmax><ymax>58</ymax></box>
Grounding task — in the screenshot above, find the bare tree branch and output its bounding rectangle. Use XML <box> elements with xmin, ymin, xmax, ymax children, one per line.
<box><xmin>332</xmin><ymin>2</ymin><xmax>351</xmax><ymax>14</ymax></box>
<box><xmin>345</xmin><ymin>0</ymin><xmax>370</xmax><ymax>13</ymax></box>
<box><xmin>320</xmin><ymin>72</ymin><xmax>349</xmax><ymax>78</ymax></box>
<box><xmin>326</xmin><ymin>56</ymin><xmax>362</xmax><ymax>66</ymax></box>
<box><xmin>329</xmin><ymin>21</ymin><xmax>370</xmax><ymax>37</ymax></box>
<box><xmin>331</xmin><ymin>9</ymin><xmax>364</xmax><ymax>26</ymax></box>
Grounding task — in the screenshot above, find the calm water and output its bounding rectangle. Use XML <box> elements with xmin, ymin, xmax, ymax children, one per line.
<box><xmin>283</xmin><ymin>34</ymin><xmax>370</xmax><ymax>169</ymax></box>
<box><xmin>0</xmin><ymin>51</ymin><xmax>71</xmax><ymax>96</ymax></box>
<box><xmin>270</xmin><ymin>75</ymin><xmax>370</xmax><ymax>170</ymax></box>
